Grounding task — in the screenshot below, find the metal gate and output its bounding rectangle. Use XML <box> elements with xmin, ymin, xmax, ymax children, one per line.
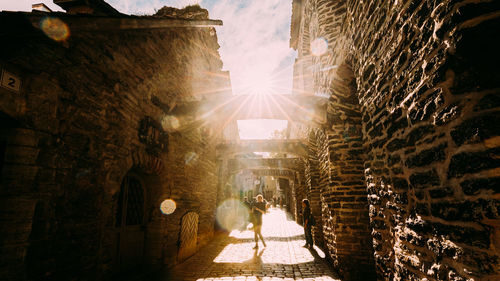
<box><xmin>178</xmin><ymin>212</ymin><xmax>198</xmax><ymax>262</ymax></box>
<box><xmin>116</xmin><ymin>175</ymin><xmax>145</xmax><ymax>271</ymax></box>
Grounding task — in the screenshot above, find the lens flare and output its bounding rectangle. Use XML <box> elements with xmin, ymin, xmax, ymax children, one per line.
<box><xmin>160</xmin><ymin>199</ymin><xmax>176</xmax><ymax>215</ymax></box>
<box><xmin>40</xmin><ymin>17</ymin><xmax>70</xmax><ymax>41</ymax></box>
<box><xmin>215</xmin><ymin>199</ymin><xmax>250</xmax><ymax>231</ymax></box>
<box><xmin>184</xmin><ymin>152</ymin><xmax>198</xmax><ymax>165</ymax></box>
<box><xmin>161</xmin><ymin>115</ymin><xmax>180</xmax><ymax>131</ymax></box>
<box><xmin>311</xmin><ymin>37</ymin><xmax>328</xmax><ymax>56</ymax></box>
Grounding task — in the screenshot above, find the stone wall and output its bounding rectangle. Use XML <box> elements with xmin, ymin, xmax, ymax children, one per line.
<box><xmin>305</xmin><ymin>130</ymin><xmax>325</xmax><ymax>247</ymax></box>
<box><xmin>0</xmin><ymin>8</ymin><xmax>225</xmax><ymax>281</ymax></box>
<box><xmin>291</xmin><ymin>0</ymin><xmax>500</xmax><ymax>280</ymax></box>
<box><xmin>292</xmin><ymin>0</ymin><xmax>376</xmax><ymax>279</ymax></box>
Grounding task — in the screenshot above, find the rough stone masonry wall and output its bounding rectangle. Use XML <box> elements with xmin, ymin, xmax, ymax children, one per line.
<box><xmin>293</xmin><ymin>171</ymin><xmax>306</xmax><ymax>222</ymax></box>
<box><xmin>0</xmin><ymin>12</ymin><xmax>223</xmax><ymax>280</ymax></box>
<box><xmin>295</xmin><ymin>0</ymin><xmax>376</xmax><ymax>280</ymax></box>
<box><xmin>305</xmin><ymin>131</ymin><xmax>325</xmax><ymax>246</ymax></box>
<box><xmin>294</xmin><ymin>0</ymin><xmax>500</xmax><ymax>280</ymax></box>
<box><xmin>347</xmin><ymin>0</ymin><xmax>500</xmax><ymax>280</ymax></box>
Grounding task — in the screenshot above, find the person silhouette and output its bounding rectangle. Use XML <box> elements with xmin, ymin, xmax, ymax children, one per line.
<box><xmin>302</xmin><ymin>199</ymin><xmax>314</xmax><ymax>248</ymax></box>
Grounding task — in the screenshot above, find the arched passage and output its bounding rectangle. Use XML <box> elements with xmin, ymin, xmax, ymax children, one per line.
<box><xmin>110</xmin><ymin>157</ymin><xmax>167</xmax><ymax>276</ymax></box>
<box><xmin>316</xmin><ymin>62</ymin><xmax>375</xmax><ymax>280</ymax></box>
<box><xmin>289</xmin><ymin>60</ymin><xmax>375</xmax><ymax>280</ymax></box>
<box><xmin>0</xmin><ymin>114</ymin><xmax>42</xmax><ymax>280</ymax></box>
<box><xmin>25</xmin><ymin>200</ymin><xmax>51</xmax><ymax>280</ymax></box>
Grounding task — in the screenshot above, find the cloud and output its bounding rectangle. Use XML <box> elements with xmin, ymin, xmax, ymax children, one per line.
<box><xmin>209</xmin><ymin>0</ymin><xmax>295</xmax><ymax>95</ymax></box>
<box><xmin>107</xmin><ymin>0</ymin><xmax>202</xmax><ymax>14</ymax></box>
<box><xmin>108</xmin><ymin>0</ymin><xmax>296</xmax><ymax>136</ymax></box>
<box><xmin>106</xmin><ymin>0</ymin><xmax>296</xmax><ymax>95</ymax></box>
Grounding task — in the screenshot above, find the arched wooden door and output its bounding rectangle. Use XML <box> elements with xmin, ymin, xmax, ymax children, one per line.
<box><xmin>116</xmin><ymin>174</ymin><xmax>145</xmax><ymax>271</ymax></box>
<box><xmin>178</xmin><ymin>212</ymin><xmax>198</xmax><ymax>262</ymax></box>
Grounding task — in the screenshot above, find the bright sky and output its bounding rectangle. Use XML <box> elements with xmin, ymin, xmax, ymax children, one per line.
<box><xmin>237</xmin><ymin>119</ymin><xmax>287</xmax><ymax>140</ymax></box>
<box><xmin>0</xmin><ymin>0</ymin><xmax>294</xmax><ymax>140</ymax></box>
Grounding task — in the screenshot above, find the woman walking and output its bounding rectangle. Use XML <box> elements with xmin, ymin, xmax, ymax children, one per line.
<box><xmin>251</xmin><ymin>194</ymin><xmax>267</xmax><ymax>249</ymax></box>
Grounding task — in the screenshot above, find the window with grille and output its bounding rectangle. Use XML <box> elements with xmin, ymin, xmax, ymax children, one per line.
<box><xmin>116</xmin><ymin>175</ymin><xmax>144</xmax><ymax>227</ymax></box>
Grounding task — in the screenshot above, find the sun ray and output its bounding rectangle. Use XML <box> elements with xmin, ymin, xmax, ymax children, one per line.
<box><xmin>266</xmin><ymin>95</ymin><xmax>294</xmax><ymax>124</ymax></box>
<box><xmin>245</xmin><ymin>95</ymin><xmax>259</xmax><ymax>119</ymax></box>
<box><xmin>272</xmin><ymin>93</ymin><xmax>325</xmax><ymax>122</ymax></box>
<box><xmin>262</xmin><ymin>93</ymin><xmax>275</xmax><ymax>119</ymax></box>
<box><xmin>221</xmin><ymin>94</ymin><xmax>254</xmax><ymax>130</ymax></box>
<box><xmin>273</xmin><ymin>84</ymin><xmax>316</xmax><ymax>96</ymax></box>
<box><xmin>196</xmin><ymin>93</ymin><xmax>243</xmax><ymax>119</ymax></box>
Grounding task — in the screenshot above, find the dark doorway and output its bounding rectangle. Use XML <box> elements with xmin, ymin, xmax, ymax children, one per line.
<box><xmin>115</xmin><ymin>173</ymin><xmax>146</xmax><ymax>272</ymax></box>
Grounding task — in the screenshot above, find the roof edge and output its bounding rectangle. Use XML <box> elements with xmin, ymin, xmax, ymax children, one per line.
<box><xmin>289</xmin><ymin>0</ymin><xmax>302</xmax><ymax>50</ymax></box>
<box><xmin>0</xmin><ymin>11</ymin><xmax>223</xmax><ymax>33</ymax></box>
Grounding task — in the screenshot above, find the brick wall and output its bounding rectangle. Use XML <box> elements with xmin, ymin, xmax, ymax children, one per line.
<box><xmin>292</xmin><ymin>0</ymin><xmax>500</xmax><ymax>280</ymax></box>
<box><xmin>0</xmin><ymin>8</ymin><xmax>225</xmax><ymax>280</ymax></box>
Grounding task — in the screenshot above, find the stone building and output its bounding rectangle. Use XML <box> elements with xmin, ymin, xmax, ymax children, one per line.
<box><xmin>289</xmin><ymin>0</ymin><xmax>500</xmax><ymax>280</ymax></box>
<box><xmin>0</xmin><ymin>1</ymin><xmax>234</xmax><ymax>280</ymax></box>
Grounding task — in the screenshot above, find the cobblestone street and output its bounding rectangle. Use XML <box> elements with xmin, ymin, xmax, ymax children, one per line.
<box><xmin>158</xmin><ymin>208</ymin><xmax>340</xmax><ymax>281</ymax></box>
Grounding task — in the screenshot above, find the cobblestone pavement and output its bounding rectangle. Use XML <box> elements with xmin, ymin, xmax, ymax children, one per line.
<box><xmin>156</xmin><ymin>208</ymin><xmax>341</xmax><ymax>281</ymax></box>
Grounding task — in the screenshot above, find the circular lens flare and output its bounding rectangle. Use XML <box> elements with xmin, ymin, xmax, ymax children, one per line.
<box><xmin>161</xmin><ymin>115</ymin><xmax>180</xmax><ymax>132</ymax></box>
<box><xmin>160</xmin><ymin>199</ymin><xmax>176</xmax><ymax>215</ymax></box>
<box><xmin>310</xmin><ymin>37</ymin><xmax>328</xmax><ymax>56</ymax></box>
<box><xmin>40</xmin><ymin>17</ymin><xmax>69</xmax><ymax>41</ymax></box>
<box><xmin>215</xmin><ymin>199</ymin><xmax>250</xmax><ymax>231</ymax></box>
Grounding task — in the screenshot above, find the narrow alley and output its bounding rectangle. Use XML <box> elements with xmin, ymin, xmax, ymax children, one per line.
<box><xmin>0</xmin><ymin>1</ymin><xmax>499</xmax><ymax>281</ymax></box>
<box><xmin>161</xmin><ymin>208</ymin><xmax>338</xmax><ymax>281</ymax></box>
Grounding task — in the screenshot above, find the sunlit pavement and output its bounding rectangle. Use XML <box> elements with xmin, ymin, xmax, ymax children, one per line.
<box><xmin>157</xmin><ymin>208</ymin><xmax>340</xmax><ymax>281</ymax></box>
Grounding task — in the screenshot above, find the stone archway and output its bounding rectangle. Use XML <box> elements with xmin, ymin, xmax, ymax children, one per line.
<box><xmin>115</xmin><ymin>172</ymin><xmax>147</xmax><ymax>272</ymax></box>
<box><xmin>109</xmin><ymin>149</ymin><xmax>168</xmax><ymax>274</ymax></box>
<box><xmin>305</xmin><ymin>129</ymin><xmax>324</xmax><ymax>248</ymax></box>
<box><xmin>25</xmin><ymin>200</ymin><xmax>50</xmax><ymax>280</ymax></box>
<box><xmin>316</xmin><ymin>62</ymin><xmax>375</xmax><ymax>280</ymax></box>
<box><xmin>0</xmin><ymin>116</ymin><xmax>41</xmax><ymax>280</ymax></box>
<box><xmin>102</xmin><ymin>149</ymin><xmax>171</xmax><ymax>274</ymax></box>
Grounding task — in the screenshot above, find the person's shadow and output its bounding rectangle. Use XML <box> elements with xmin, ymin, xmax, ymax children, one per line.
<box><xmin>252</xmin><ymin>247</ymin><xmax>265</xmax><ymax>264</ymax></box>
<box><xmin>307</xmin><ymin>245</ymin><xmax>323</xmax><ymax>261</ymax></box>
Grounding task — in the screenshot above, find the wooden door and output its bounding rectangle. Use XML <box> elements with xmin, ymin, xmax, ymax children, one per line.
<box><xmin>178</xmin><ymin>212</ymin><xmax>198</xmax><ymax>262</ymax></box>
<box><xmin>116</xmin><ymin>175</ymin><xmax>145</xmax><ymax>272</ymax></box>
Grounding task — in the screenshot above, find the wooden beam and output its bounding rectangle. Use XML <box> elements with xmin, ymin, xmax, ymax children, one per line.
<box><xmin>216</xmin><ymin>140</ymin><xmax>308</xmax><ymax>158</ymax></box>
<box><xmin>172</xmin><ymin>94</ymin><xmax>327</xmax><ymax>126</ymax></box>
<box><xmin>228</xmin><ymin>158</ymin><xmax>303</xmax><ymax>172</ymax></box>
<box><xmin>241</xmin><ymin>168</ymin><xmax>297</xmax><ymax>178</ymax></box>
